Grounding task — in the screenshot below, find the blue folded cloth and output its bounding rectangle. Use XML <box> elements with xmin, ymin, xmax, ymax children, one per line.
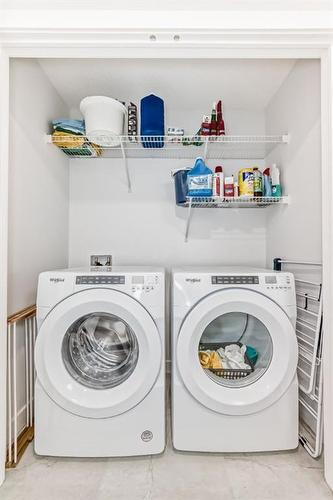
<box><xmin>52</xmin><ymin>119</ymin><xmax>85</xmax><ymax>135</ymax></box>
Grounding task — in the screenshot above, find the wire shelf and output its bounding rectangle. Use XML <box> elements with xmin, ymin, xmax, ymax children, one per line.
<box><xmin>182</xmin><ymin>196</ymin><xmax>288</xmax><ymax>241</ymax></box>
<box><xmin>47</xmin><ymin>134</ymin><xmax>289</xmax><ymax>160</ymax></box>
<box><xmin>182</xmin><ymin>196</ymin><xmax>289</xmax><ymax>209</ymax></box>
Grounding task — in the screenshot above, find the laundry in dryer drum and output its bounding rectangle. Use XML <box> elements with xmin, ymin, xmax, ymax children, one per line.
<box><xmin>199</xmin><ymin>351</ymin><xmax>222</xmax><ymax>369</ymax></box>
<box><xmin>246</xmin><ymin>345</ymin><xmax>258</xmax><ymax>365</ymax></box>
<box><xmin>199</xmin><ymin>343</ymin><xmax>252</xmax><ymax>371</ymax></box>
<box><xmin>216</xmin><ymin>344</ymin><xmax>251</xmax><ymax>370</ymax></box>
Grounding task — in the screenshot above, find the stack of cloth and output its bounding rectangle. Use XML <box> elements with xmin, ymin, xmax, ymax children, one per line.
<box><xmin>199</xmin><ymin>344</ymin><xmax>251</xmax><ymax>370</ymax></box>
<box><xmin>51</xmin><ymin>119</ymin><xmax>102</xmax><ymax>157</ymax></box>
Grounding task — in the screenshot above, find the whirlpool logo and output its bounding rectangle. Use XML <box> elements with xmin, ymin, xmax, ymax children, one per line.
<box><xmin>49</xmin><ymin>277</ymin><xmax>65</xmax><ymax>283</ymax></box>
<box><xmin>185</xmin><ymin>278</ymin><xmax>201</xmax><ymax>283</ymax></box>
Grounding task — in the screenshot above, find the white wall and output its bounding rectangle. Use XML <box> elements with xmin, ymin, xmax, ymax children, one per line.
<box><xmin>265</xmin><ymin>59</ymin><xmax>321</xmax><ymax>269</ymax></box>
<box><xmin>68</xmin><ymin>155</ymin><xmax>267</xmax><ymax>270</ymax></box>
<box><xmin>65</xmin><ymin>59</ymin><xmax>273</xmax><ymax>270</ymax></box>
<box><xmin>8</xmin><ymin>59</ymin><xmax>70</xmax><ymax>314</ymax></box>
<box><xmin>8</xmin><ymin>59</ymin><xmax>70</xmax><ymax>442</ymax></box>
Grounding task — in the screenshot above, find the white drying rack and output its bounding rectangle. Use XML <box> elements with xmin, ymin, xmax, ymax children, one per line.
<box><xmin>273</xmin><ymin>258</ymin><xmax>323</xmax><ymax>458</ymax></box>
<box><xmin>6</xmin><ymin>306</ymin><xmax>36</xmax><ymax>467</ymax></box>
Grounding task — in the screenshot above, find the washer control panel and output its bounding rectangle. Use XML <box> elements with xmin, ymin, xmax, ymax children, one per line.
<box><xmin>212</xmin><ymin>275</ymin><xmax>259</xmax><ymax>285</ymax></box>
<box><xmin>76</xmin><ymin>275</ymin><xmax>125</xmax><ymax>285</ymax></box>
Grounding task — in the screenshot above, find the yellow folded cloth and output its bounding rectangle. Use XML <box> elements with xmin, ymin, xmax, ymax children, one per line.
<box><xmin>52</xmin><ymin>131</ymin><xmax>85</xmax><ymax>148</ymax></box>
<box><xmin>199</xmin><ymin>351</ymin><xmax>222</xmax><ymax>369</ymax></box>
<box><xmin>52</xmin><ymin>132</ymin><xmax>102</xmax><ymax>157</ymax></box>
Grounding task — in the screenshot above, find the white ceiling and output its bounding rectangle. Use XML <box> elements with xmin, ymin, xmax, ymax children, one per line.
<box><xmin>38</xmin><ymin>58</ymin><xmax>296</xmax><ymax>116</ymax></box>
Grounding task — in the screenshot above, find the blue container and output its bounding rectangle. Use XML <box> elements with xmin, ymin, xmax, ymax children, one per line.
<box><xmin>187</xmin><ymin>157</ymin><xmax>213</xmax><ymax>197</ymax></box>
<box><xmin>140</xmin><ymin>94</ymin><xmax>164</xmax><ymax>148</ymax></box>
<box><xmin>173</xmin><ymin>169</ymin><xmax>189</xmax><ymax>205</ymax></box>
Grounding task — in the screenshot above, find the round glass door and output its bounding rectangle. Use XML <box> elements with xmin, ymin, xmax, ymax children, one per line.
<box><xmin>62</xmin><ymin>313</ymin><xmax>139</xmax><ymax>389</ymax></box>
<box><xmin>35</xmin><ymin>288</ymin><xmax>162</xmax><ymax>418</ymax></box>
<box><xmin>176</xmin><ymin>288</ymin><xmax>298</xmax><ymax>416</ymax></box>
<box><xmin>198</xmin><ymin>312</ymin><xmax>273</xmax><ymax>388</ymax></box>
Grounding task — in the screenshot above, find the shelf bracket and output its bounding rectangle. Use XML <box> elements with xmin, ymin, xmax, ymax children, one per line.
<box><xmin>184</xmin><ymin>199</ymin><xmax>193</xmax><ymax>242</ymax></box>
<box><xmin>203</xmin><ymin>137</ymin><xmax>209</xmax><ymax>161</ymax></box>
<box><xmin>120</xmin><ymin>139</ymin><xmax>132</xmax><ymax>193</ymax></box>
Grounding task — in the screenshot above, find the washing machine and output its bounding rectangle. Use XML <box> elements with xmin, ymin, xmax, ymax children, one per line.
<box><xmin>35</xmin><ymin>266</ymin><xmax>165</xmax><ymax>457</ymax></box>
<box><xmin>172</xmin><ymin>267</ymin><xmax>298</xmax><ymax>453</ymax></box>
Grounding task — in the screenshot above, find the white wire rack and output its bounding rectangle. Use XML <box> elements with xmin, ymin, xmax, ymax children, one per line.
<box><xmin>47</xmin><ymin>134</ymin><xmax>289</xmax><ymax>159</ymax></box>
<box><xmin>273</xmin><ymin>258</ymin><xmax>323</xmax><ymax>458</ymax></box>
<box><xmin>6</xmin><ymin>306</ymin><xmax>36</xmax><ymax>468</ymax></box>
<box><xmin>183</xmin><ymin>196</ymin><xmax>289</xmax><ymax>242</ymax></box>
<box><xmin>182</xmin><ymin>195</ymin><xmax>289</xmax><ymax>208</ymax></box>
<box><xmin>47</xmin><ymin>134</ymin><xmax>289</xmax><ymax>192</ymax></box>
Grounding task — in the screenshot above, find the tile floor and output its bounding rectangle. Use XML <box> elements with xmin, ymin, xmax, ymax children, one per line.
<box><xmin>2</xmin><ymin>427</ymin><xmax>332</xmax><ymax>500</ymax></box>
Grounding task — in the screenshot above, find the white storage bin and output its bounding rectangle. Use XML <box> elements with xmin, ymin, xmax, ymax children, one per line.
<box><xmin>80</xmin><ymin>96</ymin><xmax>126</xmax><ymax>147</ymax></box>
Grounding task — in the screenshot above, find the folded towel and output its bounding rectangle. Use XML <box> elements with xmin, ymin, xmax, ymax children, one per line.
<box><xmin>52</xmin><ymin>131</ymin><xmax>102</xmax><ymax>157</ymax></box>
<box><xmin>52</xmin><ymin>130</ymin><xmax>85</xmax><ymax>148</ymax></box>
<box><xmin>52</xmin><ymin>119</ymin><xmax>85</xmax><ymax>135</ymax></box>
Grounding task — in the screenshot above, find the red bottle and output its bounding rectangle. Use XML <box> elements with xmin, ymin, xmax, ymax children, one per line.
<box><xmin>213</xmin><ymin>166</ymin><xmax>224</xmax><ymax>197</ymax></box>
<box><xmin>216</xmin><ymin>100</ymin><xmax>226</xmax><ymax>136</ymax></box>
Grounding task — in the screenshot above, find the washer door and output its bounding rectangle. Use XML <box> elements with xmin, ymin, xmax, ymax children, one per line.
<box><xmin>35</xmin><ymin>288</ymin><xmax>162</xmax><ymax>418</ymax></box>
<box><xmin>176</xmin><ymin>288</ymin><xmax>298</xmax><ymax>416</ymax></box>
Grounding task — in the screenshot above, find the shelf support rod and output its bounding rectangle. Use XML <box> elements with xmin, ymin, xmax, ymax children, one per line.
<box><xmin>120</xmin><ymin>139</ymin><xmax>131</xmax><ymax>193</ymax></box>
<box><xmin>203</xmin><ymin>137</ymin><xmax>209</xmax><ymax>161</ymax></box>
<box><xmin>184</xmin><ymin>199</ymin><xmax>193</xmax><ymax>242</ymax></box>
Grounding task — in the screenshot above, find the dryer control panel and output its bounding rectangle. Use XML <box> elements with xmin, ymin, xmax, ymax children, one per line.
<box><xmin>212</xmin><ymin>275</ymin><xmax>259</xmax><ymax>285</ymax></box>
<box><xmin>76</xmin><ymin>275</ymin><xmax>125</xmax><ymax>285</ymax></box>
<box><xmin>211</xmin><ymin>274</ymin><xmax>292</xmax><ymax>289</ymax></box>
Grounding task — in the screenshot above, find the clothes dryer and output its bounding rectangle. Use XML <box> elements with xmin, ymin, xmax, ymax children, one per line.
<box><xmin>172</xmin><ymin>267</ymin><xmax>298</xmax><ymax>452</ymax></box>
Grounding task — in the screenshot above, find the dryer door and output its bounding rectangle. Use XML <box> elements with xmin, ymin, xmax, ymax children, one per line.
<box><xmin>35</xmin><ymin>288</ymin><xmax>162</xmax><ymax>418</ymax></box>
<box><xmin>176</xmin><ymin>288</ymin><xmax>298</xmax><ymax>416</ymax></box>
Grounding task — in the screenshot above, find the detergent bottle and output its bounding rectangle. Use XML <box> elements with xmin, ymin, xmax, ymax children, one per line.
<box><xmin>187</xmin><ymin>157</ymin><xmax>213</xmax><ymax>197</ymax></box>
<box><xmin>271</xmin><ymin>164</ymin><xmax>282</xmax><ymax>197</ymax></box>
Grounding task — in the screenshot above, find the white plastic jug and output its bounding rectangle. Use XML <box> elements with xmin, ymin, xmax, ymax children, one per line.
<box><xmin>80</xmin><ymin>96</ymin><xmax>126</xmax><ymax>147</ymax></box>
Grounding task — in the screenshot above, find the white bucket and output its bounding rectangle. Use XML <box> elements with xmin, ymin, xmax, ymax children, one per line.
<box><xmin>80</xmin><ymin>96</ymin><xmax>127</xmax><ymax>147</ymax></box>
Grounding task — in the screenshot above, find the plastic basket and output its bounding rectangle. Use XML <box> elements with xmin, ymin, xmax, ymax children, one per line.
<box><xmin>199</xmin><ymin>342</ymin><xmax>254</xmax><ymax>380</ymax></box>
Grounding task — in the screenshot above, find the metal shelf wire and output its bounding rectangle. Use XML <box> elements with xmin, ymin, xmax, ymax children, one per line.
<box><xmin>47</xmin><ymin>134</ymin><xmax>289</xmax><ymax>160</ymax></box>
<box><xmin>181</xmin><ymin>196</ymin><xmax>289</xmax><ymax>209</ymax></box>
<box><xmin>183</xmin><ymin>196</ymin><xmax>289</xmax><ymax>241</ymax></box>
